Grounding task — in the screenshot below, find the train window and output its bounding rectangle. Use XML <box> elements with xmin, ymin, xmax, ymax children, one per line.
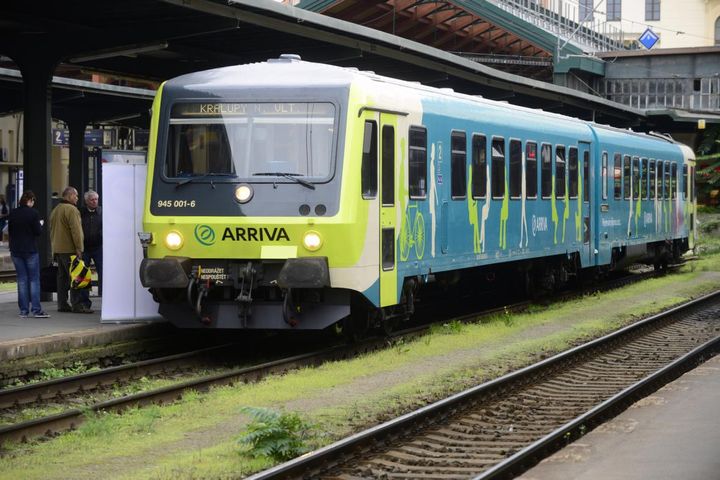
<box><xmin>664</xmin><ymin>162</ymin><xmax>671</xmax><ymax>199</ymax></box>
<box><xmin>683</xmin><ymin>165</ymin><xmax>688</xmax><ymax>199</ymax></box>
<box><xmin>602</xmin><ymin>152</ymin><xmax>608</xmax><ymax>200</ymax></box>
<box><xmin>166</xmin><ymin>124</ymin><xmax>234</xmax><ymax>178</ymax></box>
<box><xmin>568</xmin><ymin>147</ymin><xmax>578</xmax><ymax>199</ymax></box>
<box><xmin>690</xmin><ymin>167</ymin><xmax>695</xmax><ymax>200</ymax></box>
<box><xmin>671</xmin><ymin>163</ymin><xmax>677</xmax><ymax>199</ymax></box>
<box><xmin>583</xmin><ymin>150</ymin><xmax>589</xmax><ymax>202</ymax></box>
<box><xmin>382</xmin><ymin>228</ymin><xmax>395</xmax><ymax>270</ymax></box>
<box><xmin>361</xmin><ymin>121</ymin><xmax>378</xmax><ymax>199</ymax></box>
<box><xmin>382</xmin><ymin>125</ymin><xmax>395</xmax><ymax>206</ymax></box>
<box><xmin>408</xmin><ymin>126</ymin><xmax>427</xmax><ymax>200</ymax></box>
<box><xmin>614</xmin><ymin>154</ymin><xmax>622</xmax><ymax>200</ymax></box>
<box><xmin>526</xmin><ymin>142</ymin><xmax>538</xmax><ymax>198</ymax></box>
<box><xmin>509</xmin><ymin>139</ymin><xmax>522</xmax><ymax>199</ymax></box>
<box><xmin>166</xmin><ymin>102</ymin><xmax>335</xmax><ymax>181</ymax></box>
<box><xmin>632</xmin><ymin>157</ymin><xmax>639</xmax><ymax>200</ymax></box>
<box><xmin>555</xmin><ymin>146</ymin><xmax>566</xmax><ymax>198</ymax></box>
<box><xmin>451</xmin><ymin>131</ymin><xmax>467</xmax><ymax>199</ymax></box>
<box><xmin>623</xmin><ymin>155</ymin><xmax>631</xmax><ymax>200</ymax></box>
<box><xmin>649</xmin><ymin>160</ymin><xmax>656</xmax><ymax>199</ymax></box>
<box><xmin>657</xmin><ymin>161</ymin><xmax>664</xmax><ymax>198</ymax></box>
<box><xmin>641</xmin><ymin>158</ymin><xmax>648</xmax><ymax>199</ymax></box>
<box><xmin>492</xmin><ymin>138</ymin><xmax>505</xmax><ymax>198</ymax></box>
<box><xmin>541</xmin><ymin>144</ymin><xmax>552</xmax><ymax>198</ymax></box>
<box><xmin>471</xmin><ymin>134</ymin><xmax>487</xmax><ymax>199</ymax></box>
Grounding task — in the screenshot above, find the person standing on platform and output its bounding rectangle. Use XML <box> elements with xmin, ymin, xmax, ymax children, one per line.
<box><xmin>0</xmin><ymin>194</ymin><xmax>9</xmax><ymax>244</ymax></box>
<box><xmin>79</xmin><ymin>190</ymin><xmax>102</xmax><ymax>308</ymax></box>
<box><xmin>8</xmin><ymin>190</ymin><xmax>49</xmax><ymax>318</ymax></box>
<box><xmin>50</xmin><ymin>186</ymin><xmax>93</xmax><ymax>314</ymax></box>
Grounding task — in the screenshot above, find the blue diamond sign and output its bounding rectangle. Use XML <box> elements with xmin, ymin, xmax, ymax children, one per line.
<box><xmin>639</xmin><ymin>28</ymin><xmax>659</xmax><ymax>49</ymax></box>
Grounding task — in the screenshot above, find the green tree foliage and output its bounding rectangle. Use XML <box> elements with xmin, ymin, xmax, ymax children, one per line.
<box><xmin>696</xmin><ymin>125</ymin><xmax>720</xmax><ymax>205</ymax></box>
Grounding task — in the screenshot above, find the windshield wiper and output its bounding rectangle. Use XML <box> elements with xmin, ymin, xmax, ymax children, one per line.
<box><xmin>175</xmin><ymin>173</ymin><xmax>236</xmax><ymax>189</ymax></box>
<box><xmin>252</xmin><ymin>172</ymin><xmax>316</xmax><ymax>190</ymax></box>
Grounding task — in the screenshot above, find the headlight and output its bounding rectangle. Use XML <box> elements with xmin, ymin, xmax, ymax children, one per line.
<box><xmin>235</xmin><ymin>184</ymin><xmax>254</xmax><ymax>203</ymax></box>
<box><xmin>165</xmin><ymin>231</ymin><xmax>184</xmax><ymax>250</ymax></box>
<box><xmin>302</xmin><ymin>231</ymin><xmax>323</xmax><ymax>252</ymax></box>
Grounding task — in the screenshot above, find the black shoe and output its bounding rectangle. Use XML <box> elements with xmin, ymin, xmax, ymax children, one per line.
<box><xmin>58</xmin><ymin>305</ymin><xmax>72</xmax><ymax>313</ymax></box>
<box><xmin>72</xmin><ymin>306</ymin><xmax>95</xmax><ymax>314</ymax></box>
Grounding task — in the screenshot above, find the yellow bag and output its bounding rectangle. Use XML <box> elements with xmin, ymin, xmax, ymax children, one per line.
<box><xmin>70</xmin><ymin>255</ymin><xmax>92</xmax><ymax>290</ymax></box>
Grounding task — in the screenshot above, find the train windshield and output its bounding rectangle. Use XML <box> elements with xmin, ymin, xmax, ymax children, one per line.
<box><xmin>165</xmin><ymin>102</ymin><xmax>336</xmax><ymax>182</ymax></box>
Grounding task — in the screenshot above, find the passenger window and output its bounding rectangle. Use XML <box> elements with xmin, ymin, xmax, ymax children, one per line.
<box><xmin>583</xmin><ymin>150</ymin><xmax>589</xmax><ymax>202</ymax></box>
<box><xmin>649</xmin><ymin>160</ymin><xmax>656</xmax><ymax>199</ymax></box>
<box><xmin>555</xmin><ymin>146</ymin><xmax>566</xmax><ymax>198</ymax></box>
<box><xmin>382</xmin><ymin>125</ymin><xmax>394</xmax><ymax>206</ymax></box>
<box><xmin>491</xmin><ymin>138</ymin><xmax>505</xmax><ymax>198</ymax></box>
<box><xmin>451</xmin><ymin>131</ymin><xmax>467</xmax><ymax>199</ymax></box>
<box><xmin>382</xmin><ymin>228</ymin><xmax>394</xmax><ymax>270</ymax></box>
<box><xmin>657</xmin><ymin>161</ymin><xmax>664</xmax><ymax>198</ymax></box>
<box><xmin>664</xmin><ymin>161</ymin><xmax>671</xmax><ymax>199</ymax></box>
<box><xmin>509</xmin><ymin>139</ymin><xmax>522</xmax><ymax>199</ymax></box>
<box><xmin>361</xmin><ymin>120</ymin><xmax>377</xmax><ymax>199</ymax></box>
<box><xmin>408</xmin><ymin>126</ymin><xmax>427</xmax><ymax>199</ymax></box>
<box><xmin>602</xmin><ymin>152</ymin><xmax>608</xmax><ymax>200</ymax></box>
<box><xmin>641</xmin><ymin>158</ymin><xmax>648</xmax><ymax>199</ymax></box>
<box><xmin>671</xmin><ymin>163</ymin><xmax>677</xmax><ymax>199</ymax></box>
<box><xmin>472</xmin><ymin>134</ymin><xmax>487</xmax><ymax>198</ymax></box>
<box><xmin>568</xmin><ymin>147</ymin><xmax>578</xmax><ymax>198</ymax></box>
<box><xmin>526</xmin><ymin>142</ymin><xmax>538</xmax><ymax>198</ymax></box>
<box><xmin>614</xmin><ymin>153</ymin><xmax>622</xmax><ymax>200</ymax></box>
<box><xmin>541</xmin><ymin>144</ymin><xmax>552</xmax><ymax>198</ymax></box>
<box><xmin>683</xmin><ymin>165</ymin><xmax>688</xmax><ymax>199</ymax></box>
<box><xmin>632</xmin><ymin>157</ymin><xmax>639</xmax><ymax>200</ymax></box>
<box><xmin>623</xmin><ymin>155</ymin><xmax>631</xmax><ymax>200</ymax></box>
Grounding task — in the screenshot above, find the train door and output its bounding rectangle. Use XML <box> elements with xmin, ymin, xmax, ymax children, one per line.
<box><xmin>579</xmin><ymin>141</ymin><xmax>594</xmax><ymax>266</ymax></box>
<box><xmin>379</xmin><ymin>114</ymin><xmax>398</xmax><ymax>307</ymax></box>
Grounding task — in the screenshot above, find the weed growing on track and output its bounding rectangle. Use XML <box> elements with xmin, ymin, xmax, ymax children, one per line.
<box><xmin>237</xmin><ymin>407</ymin><xmax>315</xmax><ymax>461</ymax></box>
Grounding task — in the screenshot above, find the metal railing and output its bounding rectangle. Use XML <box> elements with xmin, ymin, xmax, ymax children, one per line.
<box><xmin>598</xmin><ymin>77</ymin><xmax>720</xmax><ymax>111</ymax></box>
<box><xmin>486</xmin><ymin>0</ymin><xmax>629</xmax><ymax>53</ymax></box>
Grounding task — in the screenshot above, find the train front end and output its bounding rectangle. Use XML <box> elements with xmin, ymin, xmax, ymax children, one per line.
<box><xmin>139</xmin><ymin>59</ymin><xmax>366</xmax><ymax>330</ymax></box>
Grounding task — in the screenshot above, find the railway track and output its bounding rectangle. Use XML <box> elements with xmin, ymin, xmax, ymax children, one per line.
<box><xmin>247</xmin><ymin>290</ymin><xmax>720</xmax><ymax>480</ymax></box>
<box><xmin>0</xmin><ymin>270</ymin><xmax>15</xmax><ymax>282</ymax></box>
<box><xmin>0</xmin><ymin>264</ymin><xmax>686</xmax><ymax>447</ymax></box>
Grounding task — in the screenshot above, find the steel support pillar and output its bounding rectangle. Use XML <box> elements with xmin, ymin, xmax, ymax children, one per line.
<box><xmin>68</xmin><ymin>118</ymin><xmax>88</xmax><ymax>197</ymax></box>
<box><xmin>16</xmin><ymin>57</ymin><xmax>57</xmax><ymax>269</ymax></box>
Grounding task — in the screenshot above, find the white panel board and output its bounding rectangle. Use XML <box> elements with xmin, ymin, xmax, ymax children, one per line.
<box><xmin>101</xmin><ymin>163</ymin><xmax>162</xmax><ymax>322</ymax></box>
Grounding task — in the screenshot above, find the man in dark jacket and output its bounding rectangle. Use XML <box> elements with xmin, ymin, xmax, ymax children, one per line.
<box><xmin>79</xmin><ymin>190</ymin><xmax>102</xmax><ymax>307</ymax></box>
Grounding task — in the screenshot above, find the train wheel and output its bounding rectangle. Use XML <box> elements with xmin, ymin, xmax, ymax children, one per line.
<box><xmin>335</xmin><ymin>310</ymin><xmax>370</xmax><ymax>343</ymax></box>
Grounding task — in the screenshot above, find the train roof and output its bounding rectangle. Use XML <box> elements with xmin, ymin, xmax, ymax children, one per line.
<box><xmin>163</xmin><ymin>56</ymin><xmax>686</xmax><ymax>152</ymax></box>
<box><xmin>163</xmin><ymin>54</ymin><xmax>356</xmax><ymax>91</ymax></box>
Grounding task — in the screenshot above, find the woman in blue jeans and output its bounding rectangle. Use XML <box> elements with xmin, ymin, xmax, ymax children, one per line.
<box><xmin>8</xmin><ymin>190</ymin><xmax>49</xmax><ymax>318</ymax></box>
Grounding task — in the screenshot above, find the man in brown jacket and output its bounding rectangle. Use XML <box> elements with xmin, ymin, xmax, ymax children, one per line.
<box><xmin>49</xmin><ymin>186</ymin><xmax>93</xmax><ymax>313</ymax></box>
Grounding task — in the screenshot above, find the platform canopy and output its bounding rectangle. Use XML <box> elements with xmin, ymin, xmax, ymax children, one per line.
<box><xmin>0</xmin><ymin>0</ymin><xmax>651</xmax><ymax>126</ymax></box>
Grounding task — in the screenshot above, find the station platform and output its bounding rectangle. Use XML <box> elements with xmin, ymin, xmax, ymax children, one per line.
<box><xmin>0</xmin><ymin>243</ymin><xmax>167</xmax><ymax>362</ymax></box>
<box><xmin>519</xmin><ymin>354</ymin><xmax>720</xmax><ymax>480</ymax></box>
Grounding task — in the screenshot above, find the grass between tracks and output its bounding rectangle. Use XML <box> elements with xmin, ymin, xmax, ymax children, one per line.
<box><xmin>1</xmin><ymin>247</ymin><xmax>719</xmax><ymax>479</ymax></box>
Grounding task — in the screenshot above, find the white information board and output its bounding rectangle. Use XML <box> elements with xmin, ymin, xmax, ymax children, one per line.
<box><xmin>101</xmin><ymin>163</ymin><xmax>163</xmax><ymax>322</ymax></box>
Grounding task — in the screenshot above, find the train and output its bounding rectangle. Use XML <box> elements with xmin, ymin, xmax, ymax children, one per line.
<box><xmin>138</xmin><ymin>55</ymin><xmax>696</xmax><ymax>332</ymax></box>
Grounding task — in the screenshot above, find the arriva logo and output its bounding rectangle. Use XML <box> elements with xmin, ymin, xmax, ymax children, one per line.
<box><xmin>194</xmin><ymin>224</ymin><xmax>216</xmax><ymax>246</ymax></box>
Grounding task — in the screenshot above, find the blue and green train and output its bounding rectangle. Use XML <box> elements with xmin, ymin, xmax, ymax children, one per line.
<box><xmin>138</xmin><ymin>55</ymin><xmax>696</xmax><ymax>331</ymax></box>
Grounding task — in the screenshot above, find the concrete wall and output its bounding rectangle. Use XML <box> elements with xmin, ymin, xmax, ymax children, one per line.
<box><xmin>602</xmin><ymin>0</ymin><xmax>720</xmax><ymax>48</ymax></box>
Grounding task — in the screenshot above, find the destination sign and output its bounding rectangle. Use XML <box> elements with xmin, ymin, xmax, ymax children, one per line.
<box><xmin>172</xmin><ymin>102</ymin><xmax>334</xmax><ymax>118</ymax></box>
